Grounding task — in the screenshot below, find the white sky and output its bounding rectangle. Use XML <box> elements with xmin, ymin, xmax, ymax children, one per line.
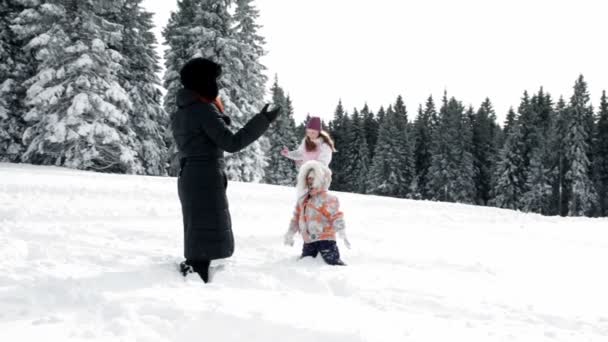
<box><xmin>142</xmin><ymin>0</ymin><xmax>608</xmax><ymax>124</ymax></box>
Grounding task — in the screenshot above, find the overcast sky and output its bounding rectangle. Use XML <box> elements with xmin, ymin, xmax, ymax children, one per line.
<box><xmin>142</xmin><ymin>0</ymin><xmax>608</xmax><ymax>124</ymax></box>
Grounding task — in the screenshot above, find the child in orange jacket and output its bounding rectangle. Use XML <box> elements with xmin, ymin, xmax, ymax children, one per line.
<box><xmin>283</xmin><ymin>160</ymin><xmax>351</xmax><ymax>265</ymax></box>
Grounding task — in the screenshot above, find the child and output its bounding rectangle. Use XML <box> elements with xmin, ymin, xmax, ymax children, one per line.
<box><xmin>281</xmin><ymin>116</ymin><xmax>336</xmax><ymax>167</ymax></box>
<box><xmin>283</xmin><ymin>160</ymin><xmax>351</xmax><ymax>265</ymax></box>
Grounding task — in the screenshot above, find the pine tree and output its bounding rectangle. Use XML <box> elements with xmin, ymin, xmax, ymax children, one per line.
<box><xmin>263</xmin><ymin>77</ymin><xmax>297</xmax><ymax>185</ymax></box>
<box><xmin>393</xmin><ymin>95</ymin><xmax>415</xmax><ymax>197</ymax></box>
<box><xmin>531</xmin><ymin>87</ymin><xmax>554</xmax><ymax>138</ymax></box>
<box><xmin>503</xmin><ymin>107</ymin><xmax>517</xmax><ymax>139</ymax></box>
<box><xmin>328</xmin><ymin>100</ymin><xmax>348</xmax><ymax>191</ymax></box>
<box><xmin>548</xmin><ymin>97</ymin><xmax>570</xmax><ymax>216</ymax></box>
<box><xmin>0</xmin><ymin>0</ymin><xmax>29</xmax><ymax>162</ymax></box>
<box><xmin>376</xmin><ymin>106</ymin><xmax>386</xmax><ymax>124</ymax></box>
<box><xmin>491</xmin><ymin>121</ymin><xmax>526</xmax><ymax>210</ymax></box>
<box><xmin>361</xmin><ymin>103</ymin><xmax>378</xmax><ymax>161</ymax></box>
<box><xmin>565</xmin><ymin>75</ymin><xmax>597</xmax><ymax>216</ymax></box>
<box><xmin>413</xmin><ymin>96</ymin><xmax>435</xmax><ymax>199</ymax></box>
<box><xmin>519</xmin><ymin>88</ymin><xmax>555</xmax><ymax>214</ymax></box>
<box><xmin>115</xmin><ymin>0</ymin><xmax>168</xmax><ymax>175</ymax></box>
<box><xmin>472</xmin><ymin>98</ymin><xmax>500</xmax><ymax>205</ymax></box>
<box><xmin>16</xmin><ymin>1</ymin><xmax>141</xmax><ymax>173</ymax></box>
<box><xmin>163</xmin><ymin>0</ymin><xmax>268</xmax><ymax>181</ymax></box>
<box><xmin>594</xmin><ymin>90</ymin><xmax>608</xmax><ymax>216</ymax></box>
<box><xmin>367</xmin><ymin>106</ymin><xmax>402</xmax><ymax>196</ymax></box>
<box><xmin>343</xmin><ymin>109</ymin><xmax>370</xmax><ymax>193</ymax></box>
<box><xmin>517</xmin><ymin>90</ymin><xmax>539</xmax><ymax>172</ymax></box>
<box><xmin>521</xmin><ymin>141</ymin><xmax>552</xmax><ymax>214</ymax></box>
<box><xmin>427</xmin><ymin>94</ymin><xmax>475</xmax><ymax>203</ymax></box>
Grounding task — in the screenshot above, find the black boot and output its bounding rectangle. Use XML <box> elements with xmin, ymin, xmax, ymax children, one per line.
<box><xmin>179</xmin><ymin>260</ymin><xmax>194</xmax><ymax>276</ymax></box>
<box><xmin>191</xmin><ymin>260</ymin><xmax>211</xmax><ymax>283</ymax></box>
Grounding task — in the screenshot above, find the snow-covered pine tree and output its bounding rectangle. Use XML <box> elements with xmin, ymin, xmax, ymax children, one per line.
<box><xmin>343</xmin><ymin>108</ymin><xmax>370</xmax><ymax>194</ymax></box>
<box><xmin>328</xmin><ymin>100</ymin><xmax>348</xmax><ymax>191</ymax></box>
<box><xmin>548</xmin><ymin>96</ymin><xmax>570</xmax><ymax>216</ymax></box>
<box><xmin>427</xmin><ymin>94</ymin><xmax>475</xmax><ymax>203</ymax></box>
<box><xmin>393</xmin><ymin>95</ymin><xmax>415</xmax><ymax>197</ymax></box>
<box><xmin>115</xmin><ymin>0</ymin><xmax>168</xmax><ymax>175</ymax></box>
<box><xmin>15</xmin><ymin>0</ymin><xmax>141</xmax><ymax>173</ymax></box>
<box><xmin>163</xmin><ymin>0</ymin><xmax>268</xmax><ymax>180</ymax></box>
<box><xmin>503</xmin><ymin>107</ymin><xmax>517</xmax><ymax>138</ymax></box>
<box><xmin>490</xmin><ymin>120</ymin><xmax>526</xmax><ymax>210</ymax></box>
<box><xmin>263</xmin><ymin>76</ymin><xmax>297</xmax><ymax>185</ymax></box>
<box><xmin>367</xmin><ymin>105</ymin><xmax>402</xmax><ymax>196</ymax></box>
<box><xmin>531</xmin><ymin>87</ymin><xmax>553</xmax><ymax>139</ymax></box>
<box><xmin>230</xmin><ymin>0</ymin><xmax>268</xmax><ymax>181</ymax></box>
<box><xmin>361</xmin><ymin>103</ymin><xmax>378</xmax><ymax>161</ymax></box>
<box><xmin>376</xmin><ymin>105</ymin><xmax>386</xmax><ymax>124</ymax></box>
<box><xmin>521</xmin><ymin>141</ymin><xmax>553</xmax><ymax>214</ymax></box>
<box><xmin>472</xmin><ymin>98</ymin><xmax>500</xmax><ymax>205</ymax></box>
<box><xmin>565</xmin><ymin>75</ymin><xmax>597</xmax><ymax>216</ymax></box>
<box><xmin>594</xmin><ymin>90</ymin><xmax>608</xmax><ymax>216</ymax></box>
<box><xmin>0</xmin><ymin>0</ymin><xmax>30</xmax><ymax>162</ymax></box>
<box><xmin>519</xmin><ymin>88</ymin><xmax>555</xmax><ymax>214</ymax></box>
<box><xmin>517</xmin><ymin>90</ymin><xmax>539</xmax><ymax>174</ymax></box>
<box><xmin>413</xmin><ymin>96</ymin><xmax>435</xmax><ymax>199</ymax></box>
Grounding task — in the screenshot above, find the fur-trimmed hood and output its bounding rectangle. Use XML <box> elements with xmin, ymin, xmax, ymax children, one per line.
<box><xmin>296</xmin><ymin>160</ymin><xmax>332</xmax><ymax>198</ymax></box>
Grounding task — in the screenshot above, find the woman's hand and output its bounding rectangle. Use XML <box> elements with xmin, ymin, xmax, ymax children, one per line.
<box><xmin>261</xmin><ymin>104</ymin><xmax>281</xmax><ymax>123</ymax></box>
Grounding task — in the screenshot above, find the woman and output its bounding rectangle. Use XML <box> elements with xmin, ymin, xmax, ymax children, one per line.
<box><xmin>172</xmin><ymin>57</ymin><xmax>280</xmax><ymax>282</ymax></box>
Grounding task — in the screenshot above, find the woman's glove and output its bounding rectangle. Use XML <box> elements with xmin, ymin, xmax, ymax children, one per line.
<box><xmin>260</xmin><ymin>104</ymin><xmax>281</xmax><ymax>123</ymax></box>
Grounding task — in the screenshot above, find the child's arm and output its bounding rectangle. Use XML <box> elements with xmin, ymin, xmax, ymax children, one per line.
<box><xmin>326</xmin><ymin>196</ymin><xmax>345</xmax><ymax>233</ymax></box>
<box><xmin>282</xmin><ymin>139</ymin><xmax>305</xmax><ymax>161</ymax></box>
<box><xmin>318</xmin><ymin>143</ymin><xmax>333</xmax><ymax>166</ymax></box>
<box><xmin>284</xmin><ymin>204</ymin><xmax>301</xmax><ymax>246</ymax></box>
<box><xmin>327</xmin><ymin>195</ymin><xmax>350</xmax><ymax>248</ymax></box>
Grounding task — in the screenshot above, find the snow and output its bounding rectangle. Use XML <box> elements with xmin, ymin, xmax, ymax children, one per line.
<box><xmin>72</xmin><ymin>54</ymin><xmax>94</xmax><ymax>69</ymax></box>
<box><xmin>67</xmin><ymin>93</ymin><xmax>92</xmax><ymax>117</ymax></box>
<box><xmin>1</xmin><ymin>162</ymin><xmax>607</xmax><ymax>341</ymax></box>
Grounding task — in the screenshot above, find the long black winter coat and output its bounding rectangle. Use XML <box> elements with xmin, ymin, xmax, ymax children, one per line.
<box><xmin>172</xmin><ymin>88</ymin><xmax>270</xmax><ymax>261</ymax></box>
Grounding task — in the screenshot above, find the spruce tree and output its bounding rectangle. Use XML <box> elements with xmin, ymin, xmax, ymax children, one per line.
<box><xmin>413</xmin><ymin>97</ymin><xmax>435</xmax><ymax>199</ymax></box>
<box><xmin>472</xmin><ymin>98</ymin><xmax>500</xmax><ymax>205</ymax></box>
<box><xmin>343</xmin><ymin>109</ymin><xmax>369</xmax><ymax>193</ymax></box>
<box><xmin>427</xmin><ymin>94</ymin><xmax>475</xmax><ymax>203</ymax></box>
<box><xmin>116</xmin><ymin>0</ymin><xmax>168</xmax><ymax>175</ymax></box>
<box><xmin>521</xmin><ymin>142</ymin><xmax>553</xmax><ymax>214</ymax></box>
<box><xmin>548</xmin><ymin>97</ymin><xmax>570</xmax><ymax>216</ymax></box>
<box><xmin>16</xmin><ymin>0</ymin><xmax>141</xmax><ymax>173</ymax></box>
<box><xmin>263</xmin><ymin>77</ymin><xmax>297</xmax><ymax>185</ymax></box>
<box><xmin>517</xmin><ymin>90</ymin><xmax>539</xmax><ymax>172</ymax></box>
<box><xmin>565</xmin><ymin>75</ymin><xmax>597</xmax><ymax>216</ymax></box>
<box><xmin>491</xmin><ymin>121</ymin><xmax>526</xmax><ymax>210</ymax></box>
<box><xmin>503</xmin><ymin>107</ymin><xmax>517</xmax><ymax>138</ymax></box>
<box><xmin>328</xmin><ymin>100</ymin><xmax>348</xmax><ymax>191</ymax></box>
<box><xmin>0</xmin><ymin>0</ymin><xmax>29</xmax><ymax>162</ymax></box>
<box><xmin>367</xmin><ymin>106</ymin><xmax>402</xmax><ymax>196</ymax></box>
<box><xmin>361</xmin><ymin>103</ymin><xmax>378</xmax><ymax>161</ymax></box>
<box><xmin>594</xmin><ymin>90</ymin><xmax>608</xmax><ymax>216</ymax></box>
<box><xmin>393</xmin><ymin>95</ymin><xmax>415</xmax><ymax>197</ymax></box>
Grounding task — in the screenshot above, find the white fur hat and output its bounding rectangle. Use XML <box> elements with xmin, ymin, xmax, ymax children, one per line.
<box><xmin>296</xmin><ymin>160</ymin><xmax>332</xmax><ymax>198</ymax></box>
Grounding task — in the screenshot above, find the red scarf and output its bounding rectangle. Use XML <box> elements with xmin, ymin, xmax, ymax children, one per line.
<box><xmin>199</xmin><ymin>96</ymin><xmax>225</xmax><ymax>113</ymax></box>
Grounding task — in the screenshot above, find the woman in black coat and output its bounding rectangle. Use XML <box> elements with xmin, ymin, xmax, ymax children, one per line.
<box><xmin>172</xmin><ymin>58</ymin><xmax>280</xmax><ymax>282</ymax></box>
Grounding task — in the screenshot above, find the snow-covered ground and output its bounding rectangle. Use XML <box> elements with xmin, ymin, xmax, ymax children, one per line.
<box><xmin>1</xmin><ymin>162</ymin><xmax>607</xmax><ymax>341</ymax></box>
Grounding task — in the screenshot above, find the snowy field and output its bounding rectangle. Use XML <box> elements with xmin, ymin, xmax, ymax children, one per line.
<box><xmin>1</xmin><ymin>162</ymin><xmax>607</xmax><ymax>341</ymax></box>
